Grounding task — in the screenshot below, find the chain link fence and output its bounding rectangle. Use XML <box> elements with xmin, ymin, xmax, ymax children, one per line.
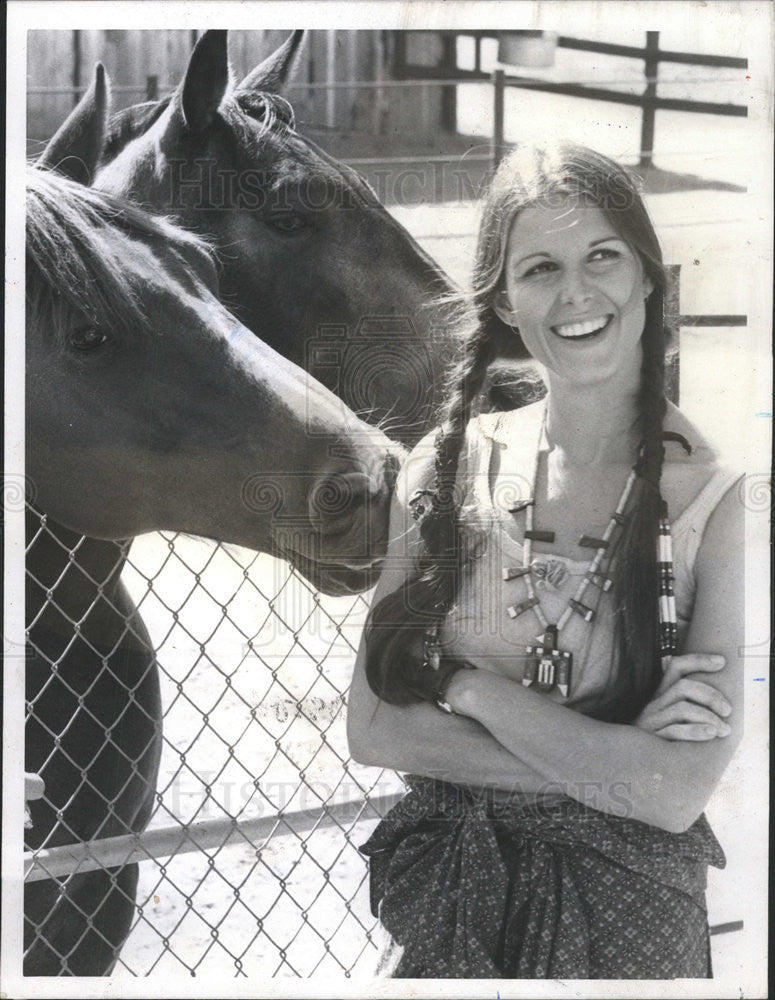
<box><xmin>21</xmin><ymin>484</ymin><xmax>750</xmax><ymax>978</ymax></box>
<box><xmin>24</xmin><ymin>505</ymin><xmax>405</xmax><ymax>977</ymax></box>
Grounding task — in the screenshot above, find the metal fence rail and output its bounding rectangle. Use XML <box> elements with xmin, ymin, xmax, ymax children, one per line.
<box><xmin>25</xmin><ymin>792</ymin><xmax>407</xmax><ymax>883</ymax></box>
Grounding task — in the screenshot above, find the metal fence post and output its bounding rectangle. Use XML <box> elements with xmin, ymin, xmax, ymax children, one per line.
<box><xmin>640</xmin><ymin>31</ymin><xmax>660</xmax><ymax>167</ymax></box>
<box><xmin>492</xmin><ymin>68</ymin><xmax>505</xmax><ymax>172</ymax></box>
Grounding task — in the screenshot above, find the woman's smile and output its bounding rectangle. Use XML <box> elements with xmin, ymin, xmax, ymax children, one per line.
<box><xmin>551</xmin><ymin>314</ymin><xmax>612</xmax><ymax>340</ymax></box>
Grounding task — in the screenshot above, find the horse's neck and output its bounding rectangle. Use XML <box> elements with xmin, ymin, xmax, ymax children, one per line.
<box><xmin>26</xmin><ymin>509</ymin><xmax>130</xmax><ymax>626</ymax></box>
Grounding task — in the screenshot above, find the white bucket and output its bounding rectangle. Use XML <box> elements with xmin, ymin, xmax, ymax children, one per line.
<box><xmin>498</xmin><ymin>31</ymin><xmax>558</xmax><ymax>69</ymax></box>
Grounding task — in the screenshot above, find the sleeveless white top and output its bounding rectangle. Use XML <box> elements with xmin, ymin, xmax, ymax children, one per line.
<box><xmin>437</xmin><ymin>405</ymin><xmax>741</xmax><ymax>709</ymax></box>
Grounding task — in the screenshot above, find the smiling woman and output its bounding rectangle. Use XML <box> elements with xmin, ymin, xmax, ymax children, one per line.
<box><xmin>494</xmin><ymin>202</ymin><xmax>652</xmax><ymax>387</ymax></box>
<box><xmin>347</xmin><ymin>141</ymin><xmax>744</xmax><ymax>979</ymax></box>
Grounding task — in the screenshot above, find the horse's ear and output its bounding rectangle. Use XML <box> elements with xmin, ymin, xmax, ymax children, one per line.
<box><xmin>38</xmin><ymin>63</ymin><xmax>109</xmax><ymax>185</ymax></box>
<box><xmin>237</xmin><ymin>30</ymin><xmax>304</xmax><ymax>94</ymax></box>
<box><xmin>180</xmin><ymin>30</ymin><xmax>231</xmax><ymax>133</ymax></box>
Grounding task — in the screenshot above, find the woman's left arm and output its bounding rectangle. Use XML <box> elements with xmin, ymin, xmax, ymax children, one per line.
<box><xmin>445</xmin><ymin>483</ymin><xmax>744</xmax><ymax>833</ymax></box>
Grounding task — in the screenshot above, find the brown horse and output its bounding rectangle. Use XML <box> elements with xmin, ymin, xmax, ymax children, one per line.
<box><xmin>96</xmin><ymin>30</ymin><xmax>457</xmax><ymax>447</ymax></box>
<box><xmin>24</xmin><ymin>68</ymin><xmax>399</xmax><ymax>975</ymax></box>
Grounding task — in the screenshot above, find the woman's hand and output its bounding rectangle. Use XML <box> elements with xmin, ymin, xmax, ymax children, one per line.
<box><xmin>634</xmin><ymin>654</ymin><xmax>732</xmax><ymax>741</ymax></box>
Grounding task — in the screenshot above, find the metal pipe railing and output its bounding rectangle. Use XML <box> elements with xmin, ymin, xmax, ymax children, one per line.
<box><xmin>24</xmin><ymin>791</ymin><xmax>406</xmax><ymax>882</ymax></box>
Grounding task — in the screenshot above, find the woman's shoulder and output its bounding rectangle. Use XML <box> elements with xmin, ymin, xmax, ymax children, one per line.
<box><xmin>661</xmin><ymin>403</ymin><xmax>742</xmax><ymax>526</ymax></box>
<box><xmin>397</xmin><ymin>404</ymin><xmax>540</xmax><ymax>491</ymax></box>
<box><xmin>396</xmin><ymin>402</ymin><xmax>548</xmax><ymax>505</ymax></box>
<box><xmin>469</xmin><ymin>401</ymin><xmax>545</xmax><ymax>458</ymax></box>
<box><xmin>663</xmin><ymin>404</ymin><xmax>719</xmax><ymax>466</ymax></box>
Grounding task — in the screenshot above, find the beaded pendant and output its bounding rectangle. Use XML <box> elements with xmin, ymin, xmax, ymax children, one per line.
<box><xmin>524</xmin><ymin>625</ymin><xmax>572</xmax><ymax>696</ymax></box>
<box><xmin>504</xmin><ymin>415</ymin><xmax>638</xmax><ymax>699</ymax></box>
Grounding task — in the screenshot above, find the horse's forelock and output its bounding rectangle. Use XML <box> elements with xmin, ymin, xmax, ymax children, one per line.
<box><xmin>224</xmin><ymin>91</ymin><xmax>297</xmax><ymax>160</ymax></box>
<box><xmin>235</xmin><ymin>91</ymin><xmax>295</xmax><ymax>131</ymax></box>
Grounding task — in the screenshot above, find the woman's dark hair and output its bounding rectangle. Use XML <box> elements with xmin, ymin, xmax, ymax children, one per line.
<box><xmin>365</xmin><ymin>141</ymin><xmax>671</xmax><ymax>723</ymax></box>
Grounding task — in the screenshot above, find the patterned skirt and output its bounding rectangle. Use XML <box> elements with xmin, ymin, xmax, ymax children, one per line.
<box><xmin>360</xmin><ymin>776</ymin><xmax>726</xmax><ymax>979</ymax></box>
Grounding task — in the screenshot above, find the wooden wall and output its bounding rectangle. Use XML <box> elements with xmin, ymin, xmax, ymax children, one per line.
<box><xmin>26</xmin><ymin>29</ymin><xmax>447</xmax><ymax>152</ymax></box>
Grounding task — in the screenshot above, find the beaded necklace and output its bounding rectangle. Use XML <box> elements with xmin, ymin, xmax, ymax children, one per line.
<box><xmin>657</xmin><ymin>499</ymin><xmax>678</xmax><ymax>669</ymax></box>
<box><xmin>502</xmin><ymin>415</ymin><xmax>679</xmax><ymax>696</ymax></box>
<box><xmin>420</xmin><ymin>409</ymin><xmax>679</xmax><ymax>700</ymax></box>
<box><xmin>499</xmin><ymin>413</ymin><xmax>635</xmax><ymax>696</ymax></box>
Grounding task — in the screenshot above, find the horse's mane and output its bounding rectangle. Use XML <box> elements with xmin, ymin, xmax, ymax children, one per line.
<box><xmin>26</xmin><ymin>167</ymin><xmax>216</xmax><ymax>341</ymax></box>
<box><xmin>102</xmin><ymin>89</ymin><xmax>297</xmax><ymax>167</ymax></box>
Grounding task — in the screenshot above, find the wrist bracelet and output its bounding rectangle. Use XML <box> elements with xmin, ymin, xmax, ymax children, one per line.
<box><xmin>435</xmin><ymin>662</ymin><xmax>474</xmax><ymax>715</ymax></box>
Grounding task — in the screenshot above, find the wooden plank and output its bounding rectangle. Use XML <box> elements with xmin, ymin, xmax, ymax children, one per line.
<box><xmin>558</xmin><ymin>35</ymin><xmax>748</xmax><ymax>69</ymax></box>
<box><xmin>640</xmin><ymin>32</ymin><xmax>660</xmax><ymax>167</ymax></box>
<box><xmin>501</xmin><ymin>75</ymin><xmax>748</xmax><ymax>118</ymax></box>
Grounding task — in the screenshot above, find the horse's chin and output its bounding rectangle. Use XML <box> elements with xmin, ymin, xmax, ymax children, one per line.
<box><xmin>283</xmin><ymin>549</ymin><xmax>383</xmax><ymax>596</ymax></box>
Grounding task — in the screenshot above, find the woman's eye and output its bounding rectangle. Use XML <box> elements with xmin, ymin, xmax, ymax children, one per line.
<box><xmin>589</xmin><ymin>247</ymin><xmax>620</xmax><ymax>263</ymax></box>
<box><xmin>69</xmin><ymin>326</ymin><xmax>107</xmax><ymax>352</ymax></box>
<box><xmin>265</xmin><ymin>214</ymin><xmax>308</xmax><ymax>234</ymax></box>
<box><xmin>521</xmin><ymin>261</ymin><xmax>557</xmax><ymax>278</ymax></box>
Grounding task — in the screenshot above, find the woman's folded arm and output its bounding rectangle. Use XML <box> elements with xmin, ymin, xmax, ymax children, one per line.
<box><xmin>347</xmin><ymin>640</ymin><xmax>547</xmax><ymax>790</ymax></box>
<box><xmin>347</xmin><ymin>436</ymin><xmax>547</xmax><ymax>791</ymax></box>
<box><xmin>444</xmin><ymin>482</ymin><xmax>744</xmax><ymax>832</ymax></box>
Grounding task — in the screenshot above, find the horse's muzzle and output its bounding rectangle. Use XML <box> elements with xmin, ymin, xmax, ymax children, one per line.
<box><xmin>275</xmin><ymin>449</ymin><xmax>402</xmax><ymax>594</ymax></box>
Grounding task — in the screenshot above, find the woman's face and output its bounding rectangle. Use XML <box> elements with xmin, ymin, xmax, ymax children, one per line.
<box><xmin>494</xmin><ymin>198</ymin><xmax>653</xmax><ymax>387</ymax></box>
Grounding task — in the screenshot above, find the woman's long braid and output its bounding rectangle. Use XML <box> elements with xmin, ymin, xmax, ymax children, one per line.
<box><xmin>593</xmin><ymin>292</ymin><xmax>668</xmax><ymax>722</ymax></box>
<box><xmin>419</xmin><ymin>333</ymin><xmax>496</xmax><ymax>583</ymax></box>
<box><xmin>364</xmin><ymin>333</ymin><xmax>495</xmax><ymax>705</ymax></box>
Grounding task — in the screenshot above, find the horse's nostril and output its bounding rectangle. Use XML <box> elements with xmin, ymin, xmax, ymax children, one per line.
<box><xmin>309</xmin><ymin>466</ymin><xmax>392</xmax><ymax>547</ymax></box>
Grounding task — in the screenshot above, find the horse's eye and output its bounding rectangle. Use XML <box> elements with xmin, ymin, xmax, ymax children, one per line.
<box><xmin>69</xmin><ymin>326</ymin><xmax>108</xmax><ymax>352</ymax></box>
<box><xmin>265</xmin><ymin>214</ymin><xmax>308</xmax><ymax>234</ymax></box>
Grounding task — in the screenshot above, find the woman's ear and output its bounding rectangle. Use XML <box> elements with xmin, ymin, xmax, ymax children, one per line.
<box><xmin>493</xmin><ymin>288</ymin><xmax>518</xmax><ymax>328</ymax></box>
<box><xmin>643</xmin><ymin>274</ymin><xmax>654</xmax><ymax>299</ymax></box>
